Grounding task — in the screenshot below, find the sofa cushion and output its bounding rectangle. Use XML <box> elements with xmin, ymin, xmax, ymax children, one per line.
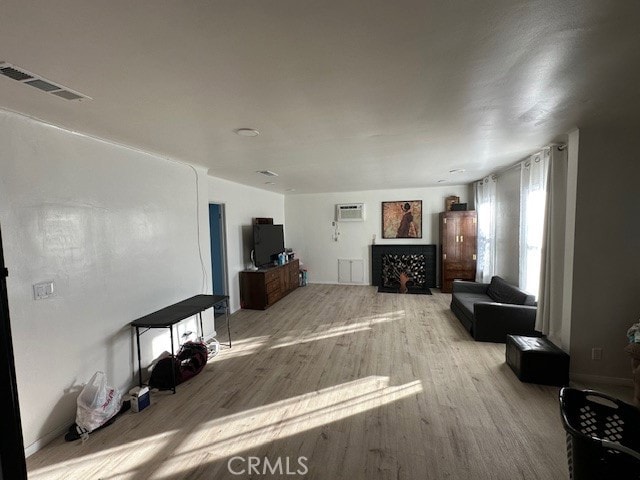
<box><xmin>487</xmin><ymin>276</ymin><xmax>532</xmax><ymax>305</ymax></box>
<box><xmin>453</xmin><ymin>293</ymin><xmax>492</xmax><ymax>319</ymax></box>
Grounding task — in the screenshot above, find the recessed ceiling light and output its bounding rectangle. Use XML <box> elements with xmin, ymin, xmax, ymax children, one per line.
<box><xmin>449</xmin><ymin>169</ymin><xmax>466</xmax><ymax>174</ymax></box>
<box><xmin>235</xmin><ymin>128</ymin><xmax>260</xmax><ymax>137</ymax></box>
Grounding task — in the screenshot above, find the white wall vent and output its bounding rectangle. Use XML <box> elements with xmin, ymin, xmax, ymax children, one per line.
<box><xmin>338</xmin><ymin>259</ymin><xmax>364</xmax><ymax>283</ymax></box>
<box><xmin>336</xmin><ymin>203</ymin><xmax>365</xmax><ymax>222</ymax></box>
<box><xmin>0</xmin><ymin>61</ymin><xmax>91</xmax><ymax>101</ymax></box>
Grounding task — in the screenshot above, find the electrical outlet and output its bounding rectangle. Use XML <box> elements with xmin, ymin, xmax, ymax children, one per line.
<box><xmin>591</xmin><ymin>347</ymin><xmax>603</xmax><ymax>361</ymax></box>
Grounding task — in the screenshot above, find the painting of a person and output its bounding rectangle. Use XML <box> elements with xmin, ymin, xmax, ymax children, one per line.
<box><xmin>382</xmin><ymin>200</ymin><xmax>422</xmax><ymax>239</ymax></box>
<box><xmin>397</xmin><ymin>202</ymin><xmax>415</xmax><ymax>237</ymax></box>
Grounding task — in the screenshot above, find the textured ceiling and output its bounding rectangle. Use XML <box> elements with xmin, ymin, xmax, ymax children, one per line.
<box><xmin>1</xmin><ymin>1</ymin><xmax>639</xmax><ymax>193</ymax></box>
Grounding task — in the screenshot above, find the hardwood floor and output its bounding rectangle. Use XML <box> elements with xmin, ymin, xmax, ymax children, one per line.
<box><xmin>27</xmin><ymin>285</ymin><xmax>568</xmax><ymax>479</ymax></box>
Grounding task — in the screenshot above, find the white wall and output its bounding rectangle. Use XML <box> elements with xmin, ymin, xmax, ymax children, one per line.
<box><xmin>570</xmin><ymin>123</ymin><xmax>640</xmax><ymax>381</ymax></box>
<box><xmin>0</xmin><ymin>110</ymin><xmax>212</xmax><ymax>453</ymax></box>
<box><xmin>494</xmin><ymin>165</ymin><xmax>521</xmax><ymax>285</ymax></box>
<box><xmin>208</xmin><ymin>177</ymin><xmax>285</xmax><ymax>313</ymax></box>
<box><xmin>284</xmin><ymin>186</ymin><xmax>470</xmax><ymax>285</ymax></box>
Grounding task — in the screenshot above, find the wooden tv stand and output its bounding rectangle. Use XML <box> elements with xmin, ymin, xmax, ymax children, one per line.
<box><xmin>239</xmin><ymin>259</ymin><xmax>300</xmax><ymax>310</ymax></box>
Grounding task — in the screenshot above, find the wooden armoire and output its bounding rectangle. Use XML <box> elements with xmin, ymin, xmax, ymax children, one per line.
<box><xmin>439</xmin><ymin>211</ymin><xmax>477</xmax><ymax>293</ymax></box>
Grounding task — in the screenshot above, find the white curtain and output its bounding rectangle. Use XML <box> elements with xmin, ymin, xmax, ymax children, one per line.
<box><xmin>475</xmin><ymin>175</ymin><xmax>497</xmax><ymax>283</ymax></box>
<box><xmin>535</xmin><ymin>146</ymin><xmax>568</xmax><ymax>345</ymax></box>
<box><xmin>519</xmin><ymin>148</ymin><xmax>550</xmax><ymax>297</ymax></box>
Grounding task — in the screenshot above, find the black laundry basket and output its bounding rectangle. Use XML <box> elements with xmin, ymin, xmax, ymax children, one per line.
<box><xmin>559</xmin><ymin>388</ymin><xmax>640</xmax><ymax>479</ymax></box>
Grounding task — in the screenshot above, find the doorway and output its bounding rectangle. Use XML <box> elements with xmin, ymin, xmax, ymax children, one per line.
<box><xmin>0</xmin><ymin>225</ymin><xmax>28</xmax><ymax>479</ymax></box>
<box><xmin>208</xmin><ymin>204</ymin><xmax>228</xmax><ymax>315</ymax></box>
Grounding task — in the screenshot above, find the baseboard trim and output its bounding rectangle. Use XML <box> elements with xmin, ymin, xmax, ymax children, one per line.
<box><xmin>571</xmin><ymin>373</ymin><xmax>633</xmax><ymax>388</ymax></box>
<box><xmin>309</xmin><ymin>281</ymin><xmax>370</xmax><ymax>286</ymax></box>
<box><xmin>24</xmin><ymin>421</ymin><xmax>73</xmax><ymax>457</ymax></box>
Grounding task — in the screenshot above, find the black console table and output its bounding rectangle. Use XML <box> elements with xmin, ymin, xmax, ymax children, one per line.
<box><xmin>131</xmin><ymin>294</ymin><xmax>231</xmax><ymax>393</ymax></box>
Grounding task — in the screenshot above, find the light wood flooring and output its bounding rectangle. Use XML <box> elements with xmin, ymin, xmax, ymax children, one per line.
<box><xmin>27</xmin><ymin>285</ymin><xmax>568</xmax><ymax>479</ymax></box>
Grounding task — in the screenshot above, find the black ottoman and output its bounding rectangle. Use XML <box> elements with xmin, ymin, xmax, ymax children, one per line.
<box><xmin>506</xmin><ymin>335</ymin><xmax>570</xmax><ymax>386</ymax></box>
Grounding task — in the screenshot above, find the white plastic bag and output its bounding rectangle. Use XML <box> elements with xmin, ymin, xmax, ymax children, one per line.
<box><xmin>76</xmin><ymin>371</ymin><xmax>122</xmax><ymax>434</ymax></box>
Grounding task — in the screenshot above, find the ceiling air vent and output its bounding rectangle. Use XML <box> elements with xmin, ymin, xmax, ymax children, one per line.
<box><xmin>0</xmin><ymin>61</ymin><xmax>91</xmax><ymax>101</ymax></box>
<box><xmin>256</xmin><ymin>170</ymin><xmax>279</xmax><ymax>177</ymax></box>
<box><xmin>0</xmin><ymin>65</ymin><xmax>33</xmax><ymax>81</ymax></box>
<box><xmin>25</xmin><ymin>79</ymin><xmax>60</xmax><ymax>92</ymax></box>
<box><xmin>51</xmin><ymin>90</ymin><xmax>84</xmax><ymax>100</ymax></box>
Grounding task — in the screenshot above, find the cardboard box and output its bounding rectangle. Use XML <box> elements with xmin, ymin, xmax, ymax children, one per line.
<box><xmin>129</xmin><ymin>386</ymin><xmax>150</xmax><ymax>413</ymax></box>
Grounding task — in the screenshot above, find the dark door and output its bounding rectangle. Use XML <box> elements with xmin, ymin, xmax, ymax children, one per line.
<box><xmin>459</xmin><ymin>213</ymin><xmax>478</xmax><ymax>267</ymax></box>
<box><xmin>0</xmin><ymin>225</ymin><xmax>28</xmax><ymax>479</ymax></box>
<box><xmin>209</xmin><ymin>204</ymin><xmax>227</xmax><ymax>315</ymax></box>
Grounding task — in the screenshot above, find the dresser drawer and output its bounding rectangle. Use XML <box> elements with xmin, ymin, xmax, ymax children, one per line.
<box><xmin>267</xmin><ymin>290</ymin><xmax>282</xmax><ymax>305</ymax></box>
<box><xmin>290</xmin><ymin>270</ymin><xmax>299</xmax><ymax>287</ymax></box>
<box><xmin>266</xmin><ymin>278</ymin><xmax>280</xmax><ymax>293</ymax></box>
<box><xmin>265</xmin><ymin>270</ymin><xmax>278</xmax><ymax>282</ymax></box>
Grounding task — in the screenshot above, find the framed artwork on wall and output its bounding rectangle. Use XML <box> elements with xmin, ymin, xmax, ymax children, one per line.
<box><xmin>381</xmin><ymin>200</ymin><xmax>422</xmax><ymax>239</ymax></box>
<box><xmin>445</xmin><ymin>195</ymin><xmax>460</xmax><ymax>211</ymax></box>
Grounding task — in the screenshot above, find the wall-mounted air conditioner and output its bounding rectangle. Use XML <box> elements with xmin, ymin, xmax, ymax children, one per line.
<box><xmin>336</xmin><ymin>203</ymin><xmax>365</xmax><ymax>222</ymax></box>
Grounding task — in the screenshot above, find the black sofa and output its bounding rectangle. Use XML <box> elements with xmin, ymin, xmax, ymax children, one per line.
<box><xmin>450</xmin><ymin>276</ymin><xmax>539</xmax><ymax>342</ymax></box>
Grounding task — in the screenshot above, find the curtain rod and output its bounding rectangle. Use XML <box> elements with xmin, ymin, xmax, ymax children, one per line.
<box><xmin>475</xmin><ymin>143</ymin><xmax>565</xmax><ymax>182</ymax></box>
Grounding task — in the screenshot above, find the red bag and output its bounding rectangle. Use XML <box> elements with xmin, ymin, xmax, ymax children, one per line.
<box><xmin>177</xmin><ymin>341</ymin><xmax>209</xmax><ymax>383</ymax></box>
<box><xmin>149</xmin><ymin>341</ymin><xmax>208</xmax><ymax>390</ymax></box>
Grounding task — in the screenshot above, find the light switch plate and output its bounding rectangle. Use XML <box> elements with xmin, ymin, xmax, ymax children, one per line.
<box><xmin>34</xmin><ymin>281</ymin><xmax>54</xmax><ymax>300</ymax></box>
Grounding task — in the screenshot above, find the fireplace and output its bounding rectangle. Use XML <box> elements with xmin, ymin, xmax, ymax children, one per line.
<box><xmin>371</xmin><ymin>244</ymin><xmax>436</xmax><ymax>293</ymax></box>
<box><xmin>382</xmin><ymin>254</ymin><xmax>426</xmax><ymax>288</ymax></box>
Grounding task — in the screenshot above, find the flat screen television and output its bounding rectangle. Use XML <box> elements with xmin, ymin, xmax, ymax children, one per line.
<box><xmin>253</xmin><ymin>224</ymin><xmax>285</xmax><ymax>267</ymax></box>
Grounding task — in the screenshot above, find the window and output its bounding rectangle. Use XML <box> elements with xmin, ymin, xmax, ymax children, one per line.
<box><xmin>519</xmin><ymin>149</ymin><xmax>550</xmax><ymax>297</ymax></box>
<box><xmin>475</xmin><ymin>176</ymin><xmax>497</xmax><ymax>283</ymax></box>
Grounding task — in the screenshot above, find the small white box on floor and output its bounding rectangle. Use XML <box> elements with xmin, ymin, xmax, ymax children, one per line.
<box><xmin>129</xmin><ymin>386</ymin><xmax>150</xmax><ymax>413</ymax></box>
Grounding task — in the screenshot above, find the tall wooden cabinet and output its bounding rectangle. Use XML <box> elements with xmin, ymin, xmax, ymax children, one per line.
<box><xmin>439</xmin><ymin>211</ymin><xmax>477</xmax><ymax>293</ymax></box>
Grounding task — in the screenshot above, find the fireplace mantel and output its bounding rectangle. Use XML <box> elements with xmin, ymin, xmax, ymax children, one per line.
<box><xmin>370</xmin><ymin>244</ymin><xmax>437</xmax><ymax>288</ymax></box>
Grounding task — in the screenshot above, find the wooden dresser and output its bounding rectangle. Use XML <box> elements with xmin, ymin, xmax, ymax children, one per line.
<box><xmin>239</xmin><ymin>259</ymin><xmax>300</xmax><ymax>310</ymax></box>
<box><xmin>439</xmin><ymin>211</ymin><xmax>477</xmax><ymax>293</ymax></box>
